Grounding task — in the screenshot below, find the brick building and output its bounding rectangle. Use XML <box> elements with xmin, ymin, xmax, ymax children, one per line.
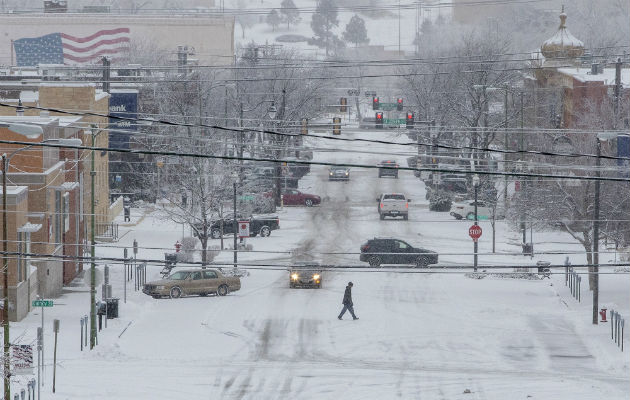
<box><xmin>0</xmin><ymin>185</ymin><xmax>40</xmax><ymax>321</ymax></box>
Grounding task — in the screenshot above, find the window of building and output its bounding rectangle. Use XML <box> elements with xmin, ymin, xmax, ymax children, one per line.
<box><xmin>54</xmin><ymin>190</ymin><xmax>62</xmax><ymax>246</ymax></box>
<box><xmin>63</xmin><ymin>192</ymin><xmax>70</xmax><ymax>233</ymax></box>
<box><xmin>16</xmin><ymin>232</ymin><xmax>30</xmax><ymax>283</ymax></box>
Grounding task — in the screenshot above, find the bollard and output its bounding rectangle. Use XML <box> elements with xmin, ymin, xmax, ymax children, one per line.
<box><xmin>611</xmin><ymin>310</ymin><xmax>615</xmax><ymax>339</ymax></box>
<box><xmin>80</xmin><ymin>318</ymin><xmax>84</xmax><ymax>351</ymax></box>
<box><xmin>84</xmin><ymin>316</ymin><xmax>88</xmax><ymax>347</ymax></box>
<box><xmin>621</xmin><ymin>319</ymin><xmax>626</xmax><ymax>351</ymax></box>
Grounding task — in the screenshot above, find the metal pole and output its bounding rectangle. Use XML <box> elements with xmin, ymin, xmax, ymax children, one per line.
<box><xmin>474</xmin><ymin>183</ymin><xmax>478</xmax><ymax>271</ymax></box>
<box><xmin>2</xmin><ymin>154</ymin><xmax>9</xmax><ymax>400</ymax></box>
<box><xmin>520</xmin><ymin>91</ymin><xmax>526</xmax><ymax>245</ymax></box>
<box><xmin>37</xmin><ymin>327</ymin><xmax>41</xmax><ymax>400</ymax></box>
<box><xmin>90</xmin><ymin>131</ymin><xmax>97</xmax><ymax>348</ymax></box>
<box><xmin>593</xmin><ymin>139</ymin><xmax>601</xmax><ymax>325</ymax></box>
<box><xmin>233</xmin><ymin>182</ymin><xmax>237</xmax><ymax>269</ymax></box>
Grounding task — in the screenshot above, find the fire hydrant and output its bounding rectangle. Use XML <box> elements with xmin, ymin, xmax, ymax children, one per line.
<box><xmin>175</xmin><ymin>241</ymin><xmax>182</xmax><ymax>253</ymax></box>
<box><xmin>600</xmin><ymin>308</ymin><xmax>608</xmax><ymax>323</ymax></box>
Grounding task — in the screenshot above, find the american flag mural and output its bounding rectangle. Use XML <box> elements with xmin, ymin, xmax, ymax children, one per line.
<box><xmin>13</xmin><ymin>28</ymin><xmax>130</xmax><ymax>66</ymax></box>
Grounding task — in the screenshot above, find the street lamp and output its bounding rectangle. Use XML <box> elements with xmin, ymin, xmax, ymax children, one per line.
<box><xmin>472</xmin><ymin>174</ymin><xmax>480</xmax><ymax>272</ymax></box>
<box><xmin>592</xmin><ymin>131</ymin><xmax>619</xmax><ymax>325</ymax></box>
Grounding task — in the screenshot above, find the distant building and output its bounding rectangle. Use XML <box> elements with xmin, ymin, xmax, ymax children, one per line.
<box><xmin>0</xmin><ymin>13</ymin><xmax>234</xmax><ymax>66</ymax></box>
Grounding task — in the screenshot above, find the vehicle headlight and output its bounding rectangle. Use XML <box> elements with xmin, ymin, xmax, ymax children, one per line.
<box><xmin>312</xmin><ymin>274</ymin><xmax>320</xmax><ymax>280</ymax></box>
<box><xmin>156</xmin><ymin>285</ymin><xmax>166</xmax><ymax>290</ymax></box>
<box><xmin>345</xmin><ymin>172</ymin><xmax>348</xmax><ymax>175</ymax></box>
<box><xmin>329</xmin><ymin>172</ymin><xmax>333</xmax><ymax>175</ymax></box>
<box><xmin>291</xmin><ymin>273</ymin><xmax>299</xmax><ymax>280</ymax></box>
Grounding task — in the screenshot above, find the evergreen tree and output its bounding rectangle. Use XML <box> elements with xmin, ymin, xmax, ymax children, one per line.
<box><xmin>342</xmin><ymin>14</ymin><xmax>369</xmax><ymax>47</ymax></box>
<box><xmin>280</xmin><ymin>0</ymin><xmax>300</xmax><ymax>29</ymax></box>
<box><xmin>310</xmin><ymin>0</ymin><xmax>340</xmax><ymax>56</ymax></box>
<box><xmin>266</xmin><ymin>9</ymin><xmax>282</xmax><ymax>32</ymax></box>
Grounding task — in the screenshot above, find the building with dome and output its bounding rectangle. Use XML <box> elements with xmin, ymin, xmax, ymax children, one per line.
<box><xmin>530</xmin><ymin>7</ymin><xmax>628</xmax><ymax>130</ymax></box>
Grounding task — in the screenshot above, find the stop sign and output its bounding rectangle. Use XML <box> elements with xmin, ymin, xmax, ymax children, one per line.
<box><xmin>469</xmin><ymin>225</ymin><xmax>482</xmax><ymax>241</ymax></box>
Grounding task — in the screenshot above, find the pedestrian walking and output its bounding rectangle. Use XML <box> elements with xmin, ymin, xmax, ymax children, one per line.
<box><xmin>338</xmin><ymin>282</ymin><xmax>358</xmax><ymax>320</ymax></box>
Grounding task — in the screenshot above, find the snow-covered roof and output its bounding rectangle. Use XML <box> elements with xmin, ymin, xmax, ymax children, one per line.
<box><xmin>0</xmin><ymin>186</ymin><xmax>28</xmax><ymax>196</ymax></box>
<box><xmin>557</xmin><ymin>67</ymin><xmax>630</xmax><ymax>87</ymax></box>
<box><xmin>17</xmin><ymin>222</ymin><xmax>42</xmax><ymax>233</ymax></box>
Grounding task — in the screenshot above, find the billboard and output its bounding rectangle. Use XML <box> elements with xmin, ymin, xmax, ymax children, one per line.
<box><xmin>109</xmin><ymin>89</ymin><xmax>138</xmax><ymax>150</ymax></box>
<box><xmin>618</xmin><ymin>135</ymin><xmax>630</xmax><ymax>177</ymax></box>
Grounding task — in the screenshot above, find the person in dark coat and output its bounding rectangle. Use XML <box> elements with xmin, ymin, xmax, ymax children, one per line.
<box><xmin>338</xmin><ymin>282</ymin><xmax>358</xmax><ymax>320</ymax></box>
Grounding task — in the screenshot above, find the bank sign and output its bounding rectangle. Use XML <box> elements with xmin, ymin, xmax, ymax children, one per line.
<box><xmin>109</xmin><ymin>89</ymin><xmax>138</xmax><ymax>150</ymax></box>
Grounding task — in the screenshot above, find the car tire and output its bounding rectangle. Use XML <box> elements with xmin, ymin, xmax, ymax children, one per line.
<box><xmin>259</xmin><ymin>226</ymin><xmax>271</xmax><ymax>237</ymax></box>
<box><xmin>199</xmin><ymin>293</ymin><xmax>208</xmax><ymax>297</ymax></box>
<box><xmin>466</xmin><ymin>212</ymin><xmax>475</xmax><ymax>220</ymax></box>
<box><xmin>454</xmin><ymin>214</ymin><xmax>463</xmax><ymax>220</ymax></box>
<box><xmin>152</xmin><ymin>295</ymin><xmax>161</xmax><ymax>299</ymax></box>
<box><xmin>368</xmin><ymin>256</ymin><xmax>382</xmax><ymax>267</ymax></box>
<box><xmin>210</xmin><ymin>229</ymin><xmax>221</xmax><ymax>239</ymax></box>
<box><xmin>217</xmin><ymin>284</ymin><xmax>229</xmax><ymax>296</ymax></box>
<box><xmin>170</xmin><ymin>287</ymin><xmax>182</xmax><ymax>299</ymax></box>
<box><xmin>403</xmin><ymin>214</ymin><xmax>408</xmax><ymax>221</ymax></box>
<box><xmin>379</xmin><ymin>213</ymin><xmax>385</xmax><ymax>220</ymax></box>
<box><xmin>305</xmin><ymin>199</ymin><xmax>314</xmax><ymax>207</ymax></box>
<box><xmin>416</xmin><ymin>257</ymin><xmax>429</xmax><ymax>268</ymax></box>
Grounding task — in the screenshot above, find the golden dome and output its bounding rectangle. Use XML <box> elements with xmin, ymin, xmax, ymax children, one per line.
<box><xmin>541</xmin><ymin>7</ymin><xmax>584</xmax><ymax>60</ymax></box>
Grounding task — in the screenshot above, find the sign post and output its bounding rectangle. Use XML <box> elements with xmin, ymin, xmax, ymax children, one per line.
<box><xmin>32</xmin><ymin>297</ymin><xmax>52</xmax><ymax>386</ymax></box>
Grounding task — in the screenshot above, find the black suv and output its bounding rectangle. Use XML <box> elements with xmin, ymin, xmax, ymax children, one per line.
<box><xmin>360</xmin><ymin>238</ymin><xmax>438</xmax><ymax>267</ymax></box>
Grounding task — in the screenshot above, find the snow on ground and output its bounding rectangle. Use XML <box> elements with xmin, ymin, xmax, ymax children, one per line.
<box><xmin>9</xmin><ymin>126</ymin><xmax>630</xmax><ymax>399</ymax></box>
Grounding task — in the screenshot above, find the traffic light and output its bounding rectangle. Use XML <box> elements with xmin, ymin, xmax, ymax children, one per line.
<box><xmin>375</xmin><ymin>112</ymin><xmax>383</xmax><ymax>129</ymax></box>
<box><xmin>332</xmin><ymin>117</ymin><xmax>341</xmax><ymax>135</ymax></box>
<box><xmin>397</xmin><ymin>98</ymin><xmax>403</xmax><ymax>111</ymax></box>
<box><xmin>340</xmin><ymin>97</ymin><xmax>347</xmax><ymax>112</ymax></box>
<box><xmin>301</xmin><ymin>118</ymin><xmax>308</xmax><ymax>135</ymax></box>
<box><xmin>406</xmin><ymin>112</ymin><xmax>414</xmax><ymax>129</ymax></box>
<box><xmin>372</xmin><ymin>96</ymin><xmax>380</xmax><ymax>110</ymax></box>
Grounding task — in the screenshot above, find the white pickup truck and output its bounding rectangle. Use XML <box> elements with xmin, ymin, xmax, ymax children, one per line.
<box><xmin>377</xmin><ymin>193</ymin><xmax>410</xmax><ymax>220</ymax></box>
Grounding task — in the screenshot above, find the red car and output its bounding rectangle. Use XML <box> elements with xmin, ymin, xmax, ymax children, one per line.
<box><xmin>282</xmin><ymin>189</ymin><xmax>321</xmax><ymax>207</ymax></box>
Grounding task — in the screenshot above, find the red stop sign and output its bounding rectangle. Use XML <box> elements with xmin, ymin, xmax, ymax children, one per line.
<box><xmin>469</xmin><ymin>225</ymin><xmax>482</xmax><ymax>241</ymax></box>
<box><xmin>241</xmin><ymin>224</ymin><xmax>247</xmax><ymax>230</ymax></box>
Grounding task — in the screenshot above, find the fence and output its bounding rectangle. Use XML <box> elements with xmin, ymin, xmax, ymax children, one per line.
<box><xmin>96</xmin><ymin>222</ymin><xmax>119</xmax><ymax>241</ymax></box>
<box><xmin>609</xmin><ymin>310</ymin><xmax>625</xmax><ymax>352</ymax></box>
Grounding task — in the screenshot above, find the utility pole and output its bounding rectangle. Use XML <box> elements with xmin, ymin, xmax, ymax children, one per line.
<box><xmin>2</xmin><ymin>154</ymin><xmax>10</xmax><ymax>400</ymax></box>
<box><xmin>233</xmin><ymin>182</ymin><xmax>237</xmax><ymax>270</ymax></box>
<box><xmin>614</xmin><ymin>58</ymin><xmax>622</xmax><ymax>127</ymax></box>
<box><xmin>593</xmin><ymin>138</ymin><xmax>601</xmax><ymax>325</ymax></box>
<box><xmin>503</xmin><ymin>87</ymin><xmax>508</xmax><ymax>206</ymax></box>
<box><xmin>90</xmin><ymin>131</ymin><xmax>96</xmax><ymax>349</ymax></box>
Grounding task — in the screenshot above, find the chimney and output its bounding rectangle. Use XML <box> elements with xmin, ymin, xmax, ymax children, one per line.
<box><xmin>590</xmin><ymin>63</ymin><xmax>599</xmax><ymax>75</ymax></box>
<box><xmin>16</xmin><ymin>99</ymin><xmax>24</xmax><ymax>116</ymax></box>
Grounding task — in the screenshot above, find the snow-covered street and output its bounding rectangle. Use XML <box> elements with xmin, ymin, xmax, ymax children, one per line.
<box><xmin>11</xmin><ymin>127</ymin><xmax>629</xmax><ymax>399</ymax></box>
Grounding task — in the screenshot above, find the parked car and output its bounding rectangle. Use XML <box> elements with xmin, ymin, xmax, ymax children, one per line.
<box><xmin>378</xmin><ymin>160</ymin><xmax>399</xmax><ymax>178</ymax></box>
<box><xmin>142</xmin><ymin>268</ymin><xmax>241</xmax><ymax>298</ymax></box>
<box><xmin>289</xmin><ymin>262</ymin><xmax>323</xmax><ymax>288</ymax></box>
<box><xmin>450</xmin><ymin>200</ymin><xmax>493</xmax><ymax>220</ymax></box>
<box><xmin>377</xmin><ymin>193</ymin><xmax>410</xmax><ymax>220</ymax></box>
<box><xmin>282</xmin><ymin>189</ymin><xmax>321</xmax><ymax>206</ymax></box>
<box><xmin>360</xmin><ymin>238</ymin><xmax>438</xmax><ymax>267</ymax></box>
<box><xmin>329</xmin><ymin>166</ymin><xmax>350</xmax><ymax>181</ymax></box>
<box><xmin>194</xmin><ymin>214</ymin><xmax>280</xmax><ymax>239</ymax></box>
